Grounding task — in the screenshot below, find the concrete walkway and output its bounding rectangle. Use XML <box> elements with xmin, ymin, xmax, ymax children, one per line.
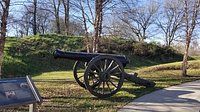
<box><xmin>119</xmin><ymin>80</ymin><xmax>200</xmax><ymax>112</ymax></box>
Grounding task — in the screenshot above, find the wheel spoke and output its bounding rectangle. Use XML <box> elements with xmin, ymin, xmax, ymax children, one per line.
<box><xmin>110</xmin><ymin>76</ymin><xmax>120</xmax><ymax>81</ymax></box>
<box><xmin>99</xmin><ymin>60</ymin><xmax>104</xmax><ymax>71</ymax></box>
<box><xmin>91</xmin><ymin>80</ymin><xmax>100</xmax><ymax>88</ymax></box>
<box><xmin>78</xmin><ymin>75</ymin><xmax>84</xmax><ymax>79</ymax></box>
<box><xmin>108</xmin><ymin>65</ymin><xmax>120</xmax><ymax>74</ymax></box>
<box><xmin>94</xmin><ymin>64</ymin><xmax>101</xmax><ymax>73</ymax></box>
<box><xmin>106</xmin><ymin>81</ymin><xmax>112</xmax><ymax>92</ymax></box>
<box><xmin>106</xmin><ymin>60</ymin><xmax>114</xmax><ymax>71</ymax></box>
<box><xmin>109</xmin><ymin>80</ymin><xmax>117</xmax><ymax>88</ymax></box>
<box><xmin>112</xmin><ymin>72</ymin><xmax>121</xmax><ymax>77</ymax></box>
<box><xmin>96</xmin><ymin>80</ymin><xmax>102</xmax><ymax>93</ymax></box>
<box><xmin>104</xmin><ymin>59</ymin><xmax>108</xmax><ymax>70</ymax></box>
<box><xmin>102</xmin><ymin>81</ymin><xmax>105</xmax><ymax>94</ymax></box>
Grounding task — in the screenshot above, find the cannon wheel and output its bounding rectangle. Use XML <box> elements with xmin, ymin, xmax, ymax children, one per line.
<box><xmin>84</xmin><ymin>55</ymin><xmax>124</xmax><ymax>98</ymax></box>
<box><xmin>73</xmin><ymin>61</ymin><xmax>87</xmax><ymax>89</ymax></box>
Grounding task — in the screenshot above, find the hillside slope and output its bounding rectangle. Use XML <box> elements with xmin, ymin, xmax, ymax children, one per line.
<box><xmin>3</xmin><ymin>34</ymin><xmax>183</xmax><ymax>77</ymax></box>
<box><xmin>3</xmin><ymin>34</ymin><xmax>83</xmax><ymax>77</ymax></box>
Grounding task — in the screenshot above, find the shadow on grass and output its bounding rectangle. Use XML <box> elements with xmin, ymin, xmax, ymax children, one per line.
<box><xmin>2</xmin><ymin>53</ymin><xmax>75</xmax><ymax>78</ymax></box>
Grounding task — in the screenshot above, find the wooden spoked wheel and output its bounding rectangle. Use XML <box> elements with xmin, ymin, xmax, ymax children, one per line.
<box><xmin>73</xmin><ymin>61</ymin><xmax>87</xmax><ymax>89</ymax></box>
<box><xmin>84</xmin><ymin>55</ymin><xmax>124</xmax><ymax>98</ymax></box>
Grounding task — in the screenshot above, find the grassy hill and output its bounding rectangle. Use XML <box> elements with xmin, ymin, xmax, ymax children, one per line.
<box><xmin>2</xmin><ymin>34</ymin><xmax>183</xmax><ymax>77</ymax></box>
<box><xmin>3</xmin><ymin>34</ymin><xmax>83</xmax><ymax>77</ymax></box>
<box><xmin>2</xmin><ymin>34</ymin><xmax>200</xmax><ymax>112</ymax></box>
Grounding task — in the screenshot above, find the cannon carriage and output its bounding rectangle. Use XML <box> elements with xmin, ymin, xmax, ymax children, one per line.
<box><xmin>53</xmin><ymin>50</ymin><xmax>155</xmax><ymax>98</ymax></box>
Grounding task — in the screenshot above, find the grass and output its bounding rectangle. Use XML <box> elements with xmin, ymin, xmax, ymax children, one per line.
<box><xmin>138</xmin><ymin>59</ymin><xmax>200</xmax><ymax>73</ymax></box>
<box><xmin>1</xmin><ymin>60</ymin><xmax>200</xmax><ymax>112</ymax></box>
<box><xmin>2</xmin><ymin>35</ymin><xmax>80</xmax><ymax>77</ymax></box>
<box><xmin>1</xmin><ymin>35</ymin><xmax>200</xmax><ymax>112</ymax></box>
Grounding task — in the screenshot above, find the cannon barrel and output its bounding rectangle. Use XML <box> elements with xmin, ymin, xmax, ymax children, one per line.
<box><xmin>53</xmin><ymin>49</ymin><xmax>129</xmax><ymax>66</ymax></box>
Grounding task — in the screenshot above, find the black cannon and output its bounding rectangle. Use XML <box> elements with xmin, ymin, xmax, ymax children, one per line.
<box><xmin>53</xmin><ymin>49</ymin><xmax>155</xmax><ymax>98</ymax></box>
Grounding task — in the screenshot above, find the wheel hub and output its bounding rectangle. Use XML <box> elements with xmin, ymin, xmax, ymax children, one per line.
<box><xmin>100</xmin><ymin>71</ymin><xmax>110</xmax><ymax>81</ymax></box>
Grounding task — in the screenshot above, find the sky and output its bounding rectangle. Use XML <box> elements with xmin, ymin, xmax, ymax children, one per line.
<box><xmin>4</xmin><ymin>0</ymin><xmax>200</xmax><ymax>46</ymax></box>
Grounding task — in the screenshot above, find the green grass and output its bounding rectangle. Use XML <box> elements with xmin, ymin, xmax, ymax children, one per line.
<box><xmin>2</xmin><ymin>34</ymin><xmax>184</xmax><ymax>77</ymax></box>
<box><xmin>2</xmin><ymin>35</ymin><xmax>81</xmax><ymax>77</ymax></box>
<box><xmin>1</xmin><ymin>34</ymin><xmax>200</xmax><ymax>112</ymax></box>
<box><xmin>192</xmin><ymin>56</ymin><xmax>200</xmax><ymax>60</ymax></box>
<box><xmin>2</xmin><ymin>59</ymin><xmax>200</xmax><ymax>112</ymax></box>
<box><xmin>138</xmin><ymin>59</ymin><xmax>200</xmax><ymax>73</ymax></box>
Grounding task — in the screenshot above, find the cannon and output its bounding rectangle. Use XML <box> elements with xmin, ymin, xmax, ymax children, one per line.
<box><xmin>53</xmin><ymin>49</ymin><xmax>155</xmax><ymax>98</ymax></box>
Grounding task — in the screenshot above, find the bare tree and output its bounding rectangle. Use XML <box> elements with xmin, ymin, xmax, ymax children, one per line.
<box><xmin>93</xmin><ymin>0</ymin><xmax>103</xmax><ymax>52</ymax></box>
<box><xmin>51</xmin><ymin>0</ymin><xmax>61</xmax><ymax>34</ymax></box>
<box><xmin>33</xmin><ymin>0</ymin><xmax>37</xmax><ymax>35</ymax></box>
<box><xmin>0</xmin><ymin>0</ymin><xmax>11</xmax><ymax>78</ymax></box>
<box><xmin>74</xmin><ymin>0</ymin><xmax>112</xmax><ymax>52</ymax></box>
<box><xmin>59</xmin><ymin>18</ymin><xmax>84</xmax><ymax>35</ymax></box>
<box><xmin>156</xmin><ymin>0</ymin><xmax>184</xmax><ymax>46</ymax></box>
<box><xmin>189</xmin><ymin>40</ymin><xmax>200</xmax><ymax>56</ymax></box>
<box><xmin>23</xmin><ymin>0</ymin><xmax>38</xmax><ymax>35</ymax></box>
<box><xmin>61</xmin><ymin>0</ymin><xmax>70</xmax><ymax>35</ymax></box>
<box><xmin>36</xmin><ymin>5</ymin><xmax>52</xmax><ymax>34</ymax></box>
<box><xmin>75</xmin><ymin>0</ymin><xmax>93</xmax><ymax>52</ymax></box>
<box><xmin>93</xmin><ymin>0</ymin><xmax>112</xmax><ymax>52</ymax></box>
<box><xmin>120</xmin><ymin>0</ymin><xmax>159</xmax><ymax>42</ymax></box>
<box><xmin>11</xmin><ymin>0</ymin><xmax>52</xmax><ymax>36</ymax></box>
<box><xmin>21</xmin><ymin>13</ymin><xmax>32</xmax><ymax>36</ymax></box>
<box><xmin>43</xmin><ymin>0</ymin><xmax>61</xmax><ymax>34</ymax></box>
<box><xmin>181</xmin><ymin>0</ymin><xmax>200</xmax><ymax>76</ymax></box>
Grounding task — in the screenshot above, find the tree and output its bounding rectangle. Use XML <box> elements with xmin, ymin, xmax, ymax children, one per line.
<box><xmin>23</xmin><ymin>0</ymin><xmax>38</xmax><ymax>35</ymax></box>
<box><xmin>36</xmin><ymin>5</ymin><xmax>52</xmax><ymax>34</ymax></box>
<box><xmin>189</xmin><ymin>40</ymin><xmax>200</xmax><ymax>56</ymax></box>
<box><xmin>181</xmin><ymin>0</ymin><xmax>200</xmax><ymax>76</ymax></box>
<box><xmin>0</xmin><ymin>0</ymin><xmax>11</xmax><ymax>78</ymax></box>
<box><xmin>51</xmin><ymin>0</ymin><xmax>61</xmax><ymax>34</ymax></box>
<box><xmin>33</xmin><ymin>0</ymin><xmax>37</xmax><ymax>35</ymax></box>
<box><xmin>61</xmin><ymin>0</ymin><xmax>70</xmax><ymax>35</ymax></box>
<box><xmin>58</xmin><ymin>18</ymin><xmax>84</xmax><ymax>35</ymax></box>
<box><xmin>120</xmin><ymin>0</ymin><xmax>159</xmax><ymax>42</ymax></box>
<box><xmin>43</xmin><ymin>0</ymin><xmax>62</xmax><ymax>34</ymax></box>
<box><xmin>74</xmin><ymin>0</ymin><xmax>111</xmax><ymax>53</ymax></box>
<box><xmin>76</xmin><ymin>0</ymin><xmax>93</xmax><ymax>52</ymax></box>
<box><xmin>93</xmin><ymin>0</ymin><xmax>112</xmax><ymax>52</ymax></box>
<box><xmin>93</xmin><ymin>0</ymin><xmax>103</xmax><ymax>52</ymax></box>
<box><xmin>156</xmin><ymin>0</ymin><xmax>184</xmax><ymax>46</ymax></box>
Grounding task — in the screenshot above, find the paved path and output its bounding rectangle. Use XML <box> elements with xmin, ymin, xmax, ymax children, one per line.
<box><xmin>119</xmin><ymin>80</ymin><xmax>200</xmax><ymax>112</ymax></box>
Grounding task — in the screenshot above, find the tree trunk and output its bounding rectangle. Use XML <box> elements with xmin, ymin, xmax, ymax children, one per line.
<box><xmin>181</xmin><ymin>0</ymin><xmax>200</xmax><ymax>76</ymax></box>
<box><xmin>79</xmin><ymin>0</ymin><xmax>90</xmax><ymax>53</ymax></box>
<box><xmin>181</xmin><ymin>40</ymin><xmax>190</xmax><ymax>76</ymax></box>
<box><xmin>62</xmin><ymin>0</ymin><xmax>70</xmax><ymax>35</ymax></box>
<box><xmin>55</xmin><ymin>15</ymin><xmax>61</xmax><ymax>34</ymax></box>
<box><xmin>26</xmin><ymin>28</ymin><xmax>29</xmax><ymax>36</ymax></box>
<box><xmin>33</xmin><ymin>0</ymin><xmax>37</xmax><ymax>35</ymax></box>
<box><xmin>0</xmin><ymin>38</ymin><xmax>6</xmax><ymax>79</ymax></box>
<box><xmin>93</xmin><ymin>0</ymin><xmax>103</xmax><ymax>53</ymax></box>
<box><xmin>53</xmin><ymin>0</ymin><xmax>61</xmax><ymax>34</ymax></box>
<box><xmin>85</xmin><ymin>32</ymin><xmax>90</xmax><ymax>53</ymax></box>
<box><xmin>0</xmin><ymin>0</ymin><xmax>11</xmax><ymax>78</ymax></box>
